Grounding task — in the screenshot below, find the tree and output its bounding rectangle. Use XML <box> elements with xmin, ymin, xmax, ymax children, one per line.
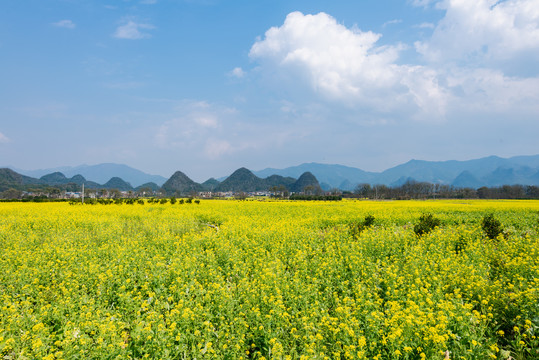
<box><xmin>1</xmin><ymin>188</ymin><xmax>22</xmax><ymax>199</ymax></box>
<box><xmin>355</xmin><ymin>183</ymin><xmax>372</xmax><ymax>198</ymax></box>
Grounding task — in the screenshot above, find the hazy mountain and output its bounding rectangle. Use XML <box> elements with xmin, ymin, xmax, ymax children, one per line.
<box><xmin>255</xmin><ymin>155</ymin><xmax>539</xmax><ymax>189</ymax></box>
<box><xmin>289</xmin><ymin>172</ymin><xmax>321</xmax><ymax>193</ymax></box>
<box><xmin>451</xmin><ymin>171</ymin><xmax>482</xmax><ymax>189</ymax></box>
<box><xmin>161</xmin><ymin>171</ymin><xmax>203</xmax><ymax>195</ymax></box>
<box><xmin>201</xmin><ymin>178</ymin><xmax>220</xmax><ymax>192</ymax></box>
<box><xmin>40</xmin><ymin>172</ymin><xmax>69</xmax><ymax>185</ymax></box>
<box><xmin>215</xmin><ymin>168</ymin><xmax>305</xmax><ymax>192</ymax></box>
<box><xmin>135</xmin><ymin>182</ymin><xmax>160</xmax><ymax>192</ymax></box>
<box><xmin>0</xmin><ymin>168</ymin><xmax>44</xmax><ymax>191</ymax></box>
<box><xmin>254</xmin><ymin>163</ymin><xmax>375</xmax><ymax>189</ymax></box>
<box><xmin>215</xmin><ymin>168</ymin><xmax>266</xmax><ymax>192</ymax></box>
<box><xmin>5</xmin><ymin>154</ymin><xmax>539</xmax><ymax>193</ymax></box>
<box><xmin>103</xmin><ymin>177</ymin><xmax>133</xmax><ymax>191</ymax></box>
<box><xmin>264</xmin><ymin>175</ymin><xmax>296</xmax><ymax>188</ymax></box>
<box><xmin>14</xmin><ymin>163</ymin><xmax>167</xmax><ymax>187</ymax></box>
<box><xmin>39</xmin><ymin>172</ymin><xmax>96</xmax><ymax>186</ymax></box>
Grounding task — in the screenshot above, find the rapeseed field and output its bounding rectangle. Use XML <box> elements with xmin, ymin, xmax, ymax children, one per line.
<box><xmin>0</xmin><ymin>200</ymin><xmax>538</xmax><ymax>359</ymax></box>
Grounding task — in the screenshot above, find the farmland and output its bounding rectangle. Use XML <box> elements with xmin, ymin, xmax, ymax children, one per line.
<box><xmin>0</xmin><ymin>200</ymin><xmax>538</xmax><ymax>359</ymax></box>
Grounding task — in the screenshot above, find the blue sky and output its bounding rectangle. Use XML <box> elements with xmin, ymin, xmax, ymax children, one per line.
<box><xmin>1</xmin><ymin>0</ymin><xmax>538</xmax><ymax>181</ymax></box>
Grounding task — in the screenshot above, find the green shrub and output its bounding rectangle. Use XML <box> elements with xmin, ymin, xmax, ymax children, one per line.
<box><xmin>350</xmin><ymin>214</ymin><xmax>375</xmax><ymax>238</ymax></box>
<box><xmin>482</xmin><ymin>213</ymin><xmax>503</xmax><ymax>239</ymax></box>
<box><xmin>414</xmin><ymin>213</ymin><xmax>441</xmax><ymax>237</ymax></box>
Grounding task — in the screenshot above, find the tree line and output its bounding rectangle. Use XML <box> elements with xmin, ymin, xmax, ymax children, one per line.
<box><xmin>350</xmin><ymin>181</ymin><xmax>539</xmax><ymax>200</ymax></box>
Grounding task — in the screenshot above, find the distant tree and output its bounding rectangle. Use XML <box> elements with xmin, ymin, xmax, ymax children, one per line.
<box><xmin>355</xmin><ymin>183</ymin><xmax>372</xmax><ymax>198</ymax></box>
<box><xmin>1</xmin><ymin>188</ymin><xmax>22</xmax><ymax>200</ymax></box>
<box><xmin>84</xmin><ymin>188</ymin><xmax>97</xmax><ymax>199</ymax></box>
<box><xmin>477</xmin><ymin>187</ymin><xmax>491</xmax><ymax>199</ymax></box>
<box><xmin>48</xmin><ymin>187</ymin><xmax>62</xmax><ymax>198</ymax></box>
<box><xmin>137</xmin><ymin>187</ymin><xmax>152</xmax><ymax>197</ymax></box>
<box><xmin>235</xmin><ymin>192</ymin><xmax>247</xmax><ymax>200</ymax></box>
<box><xmin>109</xmin><ymin>189</ymin><xmax>121</xmax><ymax>199</ymax></box>
<box><xmin>526</xmin><ymin>186</ymin><xmax>539</xmax><ymax>198</ymax></box>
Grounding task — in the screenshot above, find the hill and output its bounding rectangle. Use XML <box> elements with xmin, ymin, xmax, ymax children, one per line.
<box><xmin>214</xmin><ymin>168</ymin><xmax>313</xmax><ymax>193</ymax></box>
<box><xmin>201</xmin><ymin>178</ymin><xmax>220</xmax><ymax>192</ymax></box>
<box><xmin>103</xmin><ymin>177</ymin><xmax>133</xmax><ymax>191</ymax></box>
<box><xmin>135</xmin><ymin>182</ymin><xmax>160</xmax><ymax>192</ymax></box>
<box><xmin>215</xmin><ymin>168</ymin><xmax>267</xmax><ymax>192</ymax></box>
<box><xmin>254</xmin><ymin>155</ymin><xmax>539</xmax><ymax>189</ymax></box>
<box><xmin>15</xmin><ymin>163</ymin><xmax>167</xmax><ymax>187</ymax></box>
<box><xmin>0</xmin><ymin>168</ymin><xmax>44</xmax><ymax>191</ymax></box>
<box><xmin>289</xmin><ymin>172</ymin><xmax>322</xmax><ymax>193</ymax></box>
<box><xmin>254</xmin><ymin>163</ymin><xmax>374</xmax><ymax>191</ymax></box>
<box><xmin>161</xmin><ymin>171</ymin><xmax>203</xmax><ymax>195</ymax></box>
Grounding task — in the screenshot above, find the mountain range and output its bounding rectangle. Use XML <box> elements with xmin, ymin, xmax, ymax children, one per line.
<box><xmin>254</xmin><ymin>155</ymin><xmax>539</xmax><ymax>190</ymax></box>
<box><xmin>160</xmin><ymin>168</ymin><xmax>320</xmax><ymax>195</ymax></box>
<box><xmin>11</xmin><ymin>163</ymin><xmax>167</xmax><ymax>187</ymax></box>
<box><xmin>3</xmin><ymin>154</ymin><xmax>539</xmax><ymax>193</ymax></box>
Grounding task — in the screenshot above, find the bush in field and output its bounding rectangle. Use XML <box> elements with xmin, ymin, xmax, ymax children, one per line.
<box><xmin>482</xmin><ymin>213</ymin><xmax>503</xmax><ymax>239</ymax></box>
<box><xmin>350</xmin><ymin>214</ymin><xmax>375</xmax><ymax>238</ymax></box>
<box><xmin>170</xmin><ymin>197</ymin><xmax>177</xmax><ymax>205</ymax></box>
<box><xmin>414</xmin><ymin>213</ymin><xmax>440</xmax><ymax>236</ymax></box>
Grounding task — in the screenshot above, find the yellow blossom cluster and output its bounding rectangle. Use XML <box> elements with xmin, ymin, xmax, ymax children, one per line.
<box><xmin>0</xmin><ymin>199</ymin><xmax>538</xmax><ymax>359</ymax></box>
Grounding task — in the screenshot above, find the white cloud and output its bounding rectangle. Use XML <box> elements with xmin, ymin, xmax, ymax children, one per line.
<box><xmin>383</xmin><ymin>19</ymin><xmax>403</xmax><ymax>27</ymax></box>
<box><xmin>154</xmin><ymin>101</ymin><xmax>231</xmax><ymax>151</ymax></box>
<box><xmin>0</xmin><ymin>132</ymin><xmax>10</xmax><ymax>144</ymax></box>
<box><xmin>204</xmin><ymin>139</ymin><xmax>232</xmax><ymax>159</ymax></box>
<box><xmin>415</xmin><ymin>0</ymin><xmax>539</xmax><ymax>67</ymax></box>
<box><xmin>249</xmin><ymin>11</ymin><xmax>447</xmax><ymax>119</ymax></box>
<box><xmin>229</xmin><ymin>67</ymin><xmax>245</xmax><ymax>78</ymax></box>
<box><xmin>414</xmin><ymin>22</ymin><xmax>435</xmax><ymax>29</ymax></box>
<box><xmin>52</xmin><ymin>20</ymin><xmax>76</xmax><ymax>29</ymax></box>
<box><xmin>113</xmin><ymin>20</ymin><xmax>155</xmax><ymax>40</ymax></box>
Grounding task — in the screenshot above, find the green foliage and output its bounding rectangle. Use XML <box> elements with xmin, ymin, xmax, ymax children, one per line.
<box><xmin>170</xmin><ymin>197</ymin><xmax>177</xmax><ymax>205</ymax></box>
<box><xmin>350</xmin><ymin>214</ymin><xmax>376</xmax><ymax>238</ymax></box>
<box><xmin>482</xmin><ymin>213</ymin><xmax>503</xmax><ymax>239</ymax></box>
<box><xmin>414</xmin><ymin>213</ymin><xmax>441</xmax><ymax>236</ymax></box>
<box><xmin>289</xmin><ymin>194</ymin><xmax>342</xmax><ymax>201</ymax></box>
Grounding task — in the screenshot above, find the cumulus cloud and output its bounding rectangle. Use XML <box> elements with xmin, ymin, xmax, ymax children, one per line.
<box><xmin>0</xmin><ymin>132</ymin><xmax>10</xmax><ymax>144</ymax></box>
<box><xmin>247</xmin><ymin>6</ymin><xmax>539</xmax><ymax>122</ymax></box>
<box><xmin>113</xmin><ymin>20</ymin><xmax>155</xmax><ymax>40</ymax></box>
<box><xmin>415</xmin><ymin>0</ymin><xmax>539</xmax><ymax>69</ymax></box>
<box><xmin>249</xmin><ymin>11</ymin><xmax>447</xmax><ymax>119</ymax></box>
<box><xmin>409</xmin><ymin>0</ymin><xmax>539</xmax><ymax>113</ymax></box>
<box><xmin>52</xmin><ymin>20</ymin><xmax>76</xmax><ymax>29</ymax></box>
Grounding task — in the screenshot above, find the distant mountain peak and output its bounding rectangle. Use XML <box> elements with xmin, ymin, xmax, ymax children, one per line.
<box><xmin>161</xmin><ymin>171</ymin><xmax>202</xmax><ymax>195</ymax></box>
